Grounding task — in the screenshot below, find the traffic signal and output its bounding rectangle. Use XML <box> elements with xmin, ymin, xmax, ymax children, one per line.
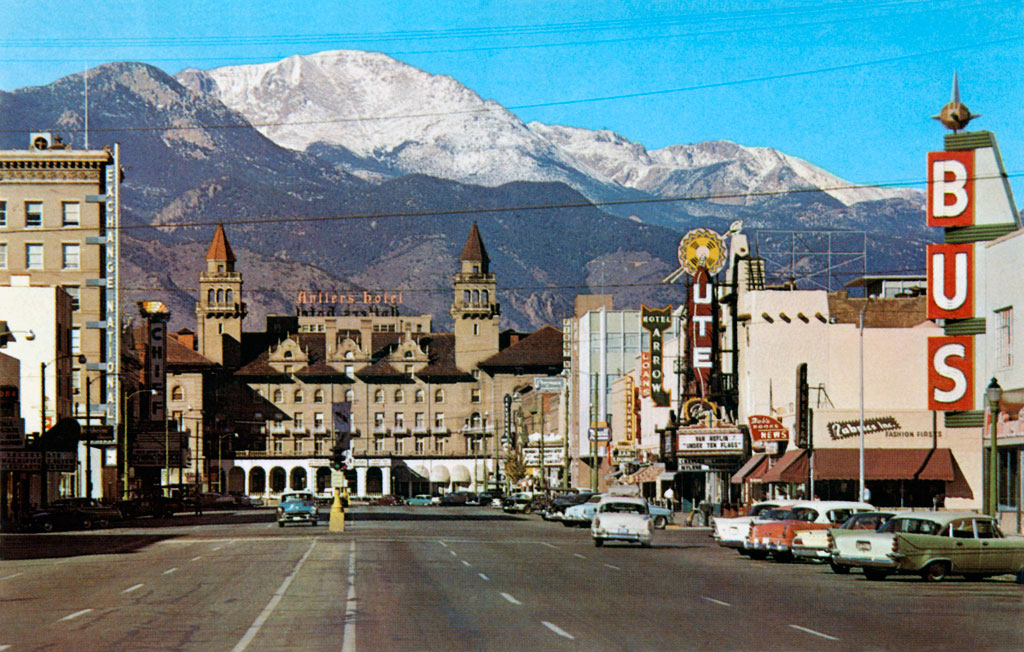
<box><xmin>330</xmin><ymin>445</ymin><xmax>347</xmax><ymax>471</ymax></box>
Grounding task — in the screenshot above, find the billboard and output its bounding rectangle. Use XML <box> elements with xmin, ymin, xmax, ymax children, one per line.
<box><xmin>927</xmin><ymin>243</ymin><xmax>974</xmax><ymax>320</ymax></box>
<box><xmin>927</xmin><ymin>150</ymin><xmax>974</xmax><ymax>227</ymax></box>
<box><xmin>928</xmin><ymin>336</ymin><xmax>974</xmax><ymax>412</ymax></box>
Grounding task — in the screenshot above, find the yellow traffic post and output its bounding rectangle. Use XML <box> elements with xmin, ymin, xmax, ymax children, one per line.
<box><xmin>329</xmin><ymin>486</ymin><xmax>346</xmax><ymax>532</ymax></box>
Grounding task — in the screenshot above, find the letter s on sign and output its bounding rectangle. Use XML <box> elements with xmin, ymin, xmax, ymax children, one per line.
<box><xmin>928</xmin><ymin>336</ymin><xmax>973</xmax><ymax>411</ymax></box>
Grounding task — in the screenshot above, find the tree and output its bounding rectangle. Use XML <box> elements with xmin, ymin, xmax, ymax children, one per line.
<box><xmin>504</xmin><ymin>448</ymin><xmax>526</xmax><ymax>486</ymax></box>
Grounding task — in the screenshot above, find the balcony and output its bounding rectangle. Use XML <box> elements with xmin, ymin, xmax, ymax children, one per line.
<box><xmin>431</xmin><ymin>425</ymin><xmax>449</xmax><ymax>435</ymax></box>
<box><xmin>412</xmin><ymin>426</ymin><xmax>429</xmax><ymax>436</ymax></box>
<box><xmin>373</xmin><ymin>425</ymin><xmax>389</xmax><ymax>436</ymax></box>
<box><xmin>268</xmin><ymin>423</ymin><xmax>288</xmax><ymax>436</ymax></box>
<box><xmin>311</xmin><ymin>425</ymin><xmax>329</xmax><ymax>437</ymax></box>
<box><xmin>291</xmin><ymin>427</ymin><xmax>309</xmax><ymax>437</ymax></box>
<box><xmin>392</xmin><ymin>426</ymin><xmax>408</xmax><ymax>436</ymax></box>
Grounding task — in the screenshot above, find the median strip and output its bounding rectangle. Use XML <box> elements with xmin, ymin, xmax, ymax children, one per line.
<box><xmin>789</xmin><ymin>624</ymin><xmax>839</xmax><ymax>641</ymax></box>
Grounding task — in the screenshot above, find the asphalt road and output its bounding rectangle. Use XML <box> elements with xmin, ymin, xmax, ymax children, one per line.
<box><xmin>1</xmin><ymin>506</ymin><xmax>1021</xmax><ymax>651</ymax></box>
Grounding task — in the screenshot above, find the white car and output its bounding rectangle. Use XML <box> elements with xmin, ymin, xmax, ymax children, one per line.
<box><xmin>591</xmin><ymin>496</ymin><xmax>654</xmax><ymax>548</ymax></box>
<box><xmin>711</xmin><ymin>500</ymin><xmax>800</xmax><ymax>554</ymax></box>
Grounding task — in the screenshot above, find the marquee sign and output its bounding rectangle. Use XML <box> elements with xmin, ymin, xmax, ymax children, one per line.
<box><xmin>640</xmin><ymin>305</ymin><xmax>672</xmax><ymax>407</ymax></box>
<box><xmin>676</xmin><ymin>427</ymin><xmax>743</xmax><ymax>455</ymax></box>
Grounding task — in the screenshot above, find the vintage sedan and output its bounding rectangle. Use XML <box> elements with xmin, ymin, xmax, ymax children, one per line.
<box><xmin>591</xmin><ymin>496</ymin><xmax>654</xmax><ymax>548</ymax></box>
<box><xmin>793</xmin><ymin>511</ymin><xmax>895</xmax><ymax>564</ymax></box>
<box><xmin>712</xmin><ymin>500</ymin><xmax>800</xmax><ymax>553</ymax></box>
<box><xmin>747</xmin><ymin>501</ymin><xmax>874</xmax><ymax>561</ymax></box>
<box><xmin>562</xmin><ymin>493</ymin><xmax>605</xmax><ymax>526</ymax></box>
<box><xmin>406</xmin><ymin>494</ymin><xmax>434</xmax><ymax>506</ymax></box>
<box><xmin>889</xmin><ymin>512</ymin><xmax>1024</xmax><ymax>581</ymax></box>
<box><xmin>47</xmin><ymin>498</ymin><xmax>123</xmax><ymax>529</ymax></box>
<box><xmin>277</xmin><ymin>492</ymin><xmax>319</xmax><ymax>527</ymax></box>
<box><xmin>830</xmin><ymin>510</ymin><xmax>947</xmax><ymax>579</ymax></box>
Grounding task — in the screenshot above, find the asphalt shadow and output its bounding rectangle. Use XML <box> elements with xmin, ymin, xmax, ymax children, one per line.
<box><xmin>0</xmin><ymin>533</ymin><xmax>178</xmax><ymax>560</ymax></box>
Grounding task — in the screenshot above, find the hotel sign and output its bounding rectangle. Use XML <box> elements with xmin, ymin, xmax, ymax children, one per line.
<box><xmin>640</xmin><ymin>305</ymin><xmax>672</xmax><ymax>407</ymax></box>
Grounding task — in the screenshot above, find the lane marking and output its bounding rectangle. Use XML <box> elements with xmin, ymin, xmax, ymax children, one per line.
<box><xmin>213</xmin><ymin>546</ymin><xmax>223</xmax><ymax>551</ymax></box>
<box><xmin>449</xmin><ymin>550</ymin><xmax>457</xmax><ymax>557</ymax></box>
<box><xmin>478</xmin><ymin>573</ymin><xmax>489</xmax><ymax>581</ymax></box>
<box><xmin>122</xmin><ymin>584</ymin><xmax>144</xmax><ymax>594</ymax></box>
<box><xmin>461</xmin><ymin>560</ymin><xmax>471</xmax><ymax>567</ymax></box>
<box><xmin>0</xmin><ymin>644</ymin><xmax>11</xmax><ymax>650</ymax></box>
<box><xmin>190</xmin><ymin>556</ymin><xmax>202</xmax><ymax>561</ymax></box>
<box><xmin>58</xmin><ymin>609</ymin><xmax>93</xmax><ymax>622</ymax></box>
<box><xmin>438</xmin><ymin>540</ymin><xmax>448</xmax><ymax>547</ymax></box>
<box><xmin>603</xmin><ymin>563</ymin><xmax>621</xmax><ymax>571</ymax></box>
<box><xmin>230</xmin><ymin>539</ymin><xmax>317</xmax><ymax>652</ymax></box>
<box><xmin>500</xmin><ymin>592</ymin><xmax>522</xmax><ymax>605</ymax></box>
<box><xmin>573</xmin><ymin>554</ymin><xmax>586</xmax><ymax>560</ymax></box>
<box><xmin>541</xmin><ymin>542</ymin><xmax>559</xmax><ymax>549</ymax></box>
<box><xmin>1</xmin><ymin>573</ymin><xmax>24</xmax><ymax>580</ymax></box>
<box><xmin>542</xmin><ymin>621</ymin><xmax>575</xmax><ymax>640</ymax></box>
<box><xmin>163</xmin><ymin>568</ymin><xmax>178</xmax><ymax>575</ymax></box>
<box><xmin>702</xmin><ymin>597</ymin><xmax>731</xmax><ymax>607</ymax></box>
<box><xmin>789</xmin><ymin>625</ymin><xmax>840</xmax><ymax>641</ymax></box>
<box><xmin>342</xmin><ymin>540</ymin><xmax>357</xmax><ymax>652</ymax></box>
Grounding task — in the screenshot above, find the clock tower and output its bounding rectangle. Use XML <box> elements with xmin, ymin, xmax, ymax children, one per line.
<box><xmin>196</xmin><ymin>224</ymin><xmax>246</xmax><ymax>368</ymax></box>
<box><xmin>451</xmin><ymin>222</ymin><xmax>499</xmax><ymax>371</ymax></box>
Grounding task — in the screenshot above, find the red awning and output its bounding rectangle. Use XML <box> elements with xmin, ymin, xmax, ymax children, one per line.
<box><xmin>760</xmin><ymin>450</ymin><xmax>809</xmax><ymax>483</ymax></box>
<box><xmin>730</xmin><ymin>454</ymin><xmax>768</xmax><ymax>484</ymax></box>
<box><xmin>811</xmin><ymin>449</ymin><xmax>956</xmax><ymax>481</ymax></box>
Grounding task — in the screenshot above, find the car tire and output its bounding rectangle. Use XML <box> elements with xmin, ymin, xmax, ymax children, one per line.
<box><xmin>40</xmin><ymin>519</ymin><xmax>55</xmax><ymax>533</ymax></box>
<box><xmin>921</xmin><ymin>561</ymin><xmax>950</xmax><ymax>582</ymax></box>
<box><xmin>278</xmin><ymin>521</ymin><xmax>285</xmax><ymax>528</ymax></box>
<box><xmin>653</xmin><ymin>515</ymin><xmax>668</xmax><ymax>529</ymax></box>
<box><xmin>641</xmin><ymin>540</ymin><xmax>652</xmax><ymax>548</ymax></box>
<box><xmin>593</xmin><ymin>538</ymin><xmax>603</xmax><ymax>547</ymax></box>
<box><xmin>863</xmin><ymin>568</ymin><xmax>890</xmax><ymax>581</ymax></box>
<box><xmin>561</xmin><ymin>521</ymin><xmax>573</xmax><ymax>528</ymax></box>
<box><xmin>772</xmin><ymin>550</ymin><xmax>793</xmax><ymax>563</ymax></box>
<box><xmin>829</xmin><ymin>560</ymin><xmax>851</xmax><ymax>575</ymax></box>
<box><xmin>80</xmin><ymin>518</ymin><xmax>94</xmax><ymax>530</ymax></box>
<box><xmin>747</xmin><ymin>550</ymin><xmax>768</xmax><ymax>561</ymax></box>
<box><xmin>98</xmin><ymin>519</ymin><xmax>110</xmax><ymax>529</ymax></box>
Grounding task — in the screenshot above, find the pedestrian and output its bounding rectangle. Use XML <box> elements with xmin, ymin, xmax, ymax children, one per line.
<box><xmin>663</xmin><ymin>486</ymin><xmax>675</xmax><ymax>512</ymax></box>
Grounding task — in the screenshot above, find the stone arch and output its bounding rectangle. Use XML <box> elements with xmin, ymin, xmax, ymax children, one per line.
<box><xmin>290</xmin><ymin>467</ymin><xmax>308</xmax><ymax>491</ymax></box>
<box><xmin>227</xmin><ymin>467</ymin><xmax>246</xmax><ymax>494</ymax></box>
<box><xmin>366</xmin><ymin>467</ymin><xmax>383</xmax><ymax>495</ymax></box>
<box><xmin>269</xmin><ymin>466</ymin><xmax>287</xmax><ymax>493</ymax></box>
<box><xmin>249</xmin><ymin>467</ymin><xmax>266</xmax><ymax>494</ymax></box>
<box><xmin>315</xmin><ymin>467</ymin><xmax>332</xmax><ymax>494</ymax></box>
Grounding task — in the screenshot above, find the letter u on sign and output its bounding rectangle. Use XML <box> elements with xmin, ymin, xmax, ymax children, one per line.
<box><xmin>927</xmin><ymin>243</ymin><xmax>973</xmax><ymax>320</ymax></box>
<box><xmin>927</xmin><ymin>151</ymin><xmax>974</xmax><ymax>227</ymax></box>
<box><xmin>927</xmin><ymin>336</ymin><xmax>973</xmax><ymax>411</ymax></box>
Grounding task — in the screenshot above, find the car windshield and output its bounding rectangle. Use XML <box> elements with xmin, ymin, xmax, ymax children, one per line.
<box><xmin>600</xmin><ymin>502</ymin><xmax>647</xmax><ymax>514</ymax></box>
<box><xmin>784</xmin><ymin>507</ymin><xmax>818</xmax><ymax>522</ymax></box>
<box><xmin>282</xmin><ymin>494</ymin><xmax>311</xmax><ymax>503</ymax></box>
<box><xmin>586</xmin><ymin>495</ymin><xmax>603</xmax><ymax>503</ymax></box>
<box><xmin>748</xmin><ymin>504</ymin><xmax>777</xmax><ymax>517</ymax></box>
<box><xmin>760</xmin><ymin>509</ymin><xmax>790</xmax><ymax>520</ymax></box>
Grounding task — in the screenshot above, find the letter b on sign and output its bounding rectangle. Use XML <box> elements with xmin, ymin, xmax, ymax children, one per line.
<box><xmin>927</xmin><ymin>336</ymin><xmax>973</xmax><ymax>411</ymax></box>
<box><xmin>927</xmin><ymin>151</ymin><xmax>973</xmax><ymax>227</ymax></box>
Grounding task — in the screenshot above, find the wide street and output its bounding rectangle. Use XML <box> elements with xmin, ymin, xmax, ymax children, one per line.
<box><xmin>1</xmin><ymin>506</ymin><xmax>1021</xmax><ymax>652</ymax></box>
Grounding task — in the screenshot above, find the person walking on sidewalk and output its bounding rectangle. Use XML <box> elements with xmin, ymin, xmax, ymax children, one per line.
<box><xmin>663</xmin><ymin>486</ymin><xmax>675</xmax><ymax>512</ymax></box>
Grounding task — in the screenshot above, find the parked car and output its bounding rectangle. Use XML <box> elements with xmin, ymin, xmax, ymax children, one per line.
<box><xmin>562</xmin><ymin>493</ymin><xmax>605</xmax><ymax>526</ymax></box>
<box><xmin>792</xmin><ymin>511</ymin><xmax>896</xmax><ymax>563</ymax></box>
<box><xmin>477</xmin><ymin>489</ymin><xmax>505</xmax><ymax>507</ymax></box>
<box><xmin>830</xmin><ymin>510</ymin><xmax>948</xmax><ymax>579</ymax></box>
<box><xmin>440</xmin><ymin>491</ymin><xmax>473</xmax><ymax>506</ymax></box>
<box><xmin>407</xmin><ymin>494</ymin><xmax>434</xmax><ymax>506</ymax></box>
<box><xmin>543</xmin><ymin>492</ymin><xmax>597</xmax><ymax>521</ymax></box>
<box><xmin>747</xmin><ymin>501</ymin><xmax>874</xmax><ymax>561</ymax></box>
<box><xmin>591</xmin><ymin>496</ymin><xmax>654</xmax><ymax>548</ymax></box>
<box><xmin>116</xmin><ymin>493</ymin><xmax>181</xmax><ymax>519</ymax></box>
<box><xmin>375</xmin><ymin>494</ymin><xmax>405</xmax><ymax>506</ymax></box>
<box><xmin>199</xmin><ymin>492</ymin><xmax>238</xmax><ymax>509</ymax></box>
<box><xmin>712</xmin><ymin>500</ymin><xmax>801</xmax><ymax>553</ymax></box>
<box><xmin>47</xmin><ymin>498</ymin><xmax>123</xmax><ymax>529</ymax></box>
<box><xmin>647</xmin><ymin>502</ymin><xmax>675</xmax><ymax>529</ymax></box>
<box><xmin>501</xmin><ymin>492</ymin><xmax>535</xmax><ymax>513</ymax></box>
<box><xmin>229</xmin><ymin>493</ymin><xmax>261</xmax><ymax>508</ymax></box>
<box><xmin>889</xmin><ymin>512</ymin><xmax>1024</xmax><ymax>581</ymax></box>
<box><xmin>277</xmin><ymin>491</ymin><xmax>319</xmax><ymax>527</ymax></box>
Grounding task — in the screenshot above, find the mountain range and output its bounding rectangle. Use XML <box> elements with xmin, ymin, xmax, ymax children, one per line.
<box><xmin>0</xmin><ymin>49</ymin><xmax>933</xmax><ymax>333</ymax></box>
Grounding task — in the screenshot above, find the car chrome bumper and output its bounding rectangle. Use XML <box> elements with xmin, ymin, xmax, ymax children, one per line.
<box><xmin>792</xmin><ymin>547</ymin><xmax>830</xmax><ymax>559</ymax></box>
<box><xmin>834</xmin><ymin>555</ymin><xmax>897</xmax><ymax>569</ymax></box>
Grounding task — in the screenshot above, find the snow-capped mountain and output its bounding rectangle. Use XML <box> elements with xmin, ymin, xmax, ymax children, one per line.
<box><xmin>178</xmin><ymin>49</ymin><xmax>921</xmax><ymax>210</ymax></box>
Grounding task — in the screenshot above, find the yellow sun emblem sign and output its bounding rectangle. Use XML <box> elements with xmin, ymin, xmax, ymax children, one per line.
<box><xmin>678</xmin><ymin>228</ymin><xmax>727</xmax><ymax>277</ymax></box>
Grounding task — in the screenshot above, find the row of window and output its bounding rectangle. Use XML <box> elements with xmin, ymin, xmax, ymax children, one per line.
<box><xmin>206</xmin><ymin>288</ymin><xmax>235</xmax><ymax>305</ymax></box>
<box><xmin>462</xmin><ymin>289</ymin><xmax>490</xmax><ymax>304</ymax></box>
<box><xmin>262</xmin><ymin>437</ymin><xmax>483</xmax><ymax>456</ymax></box>
<box><xmin>0</xmin><ymin>242</ymin><xmax>82</xmax><ymax>270</ymax></box>
<box><xmin>0</xmin><ymin>201</ymin><xmax>82</xmax><ymax>228</ymax></box>
<box><xmin>238</xmin><ymin>387</ymin><xmax>475</xmax><ymax>405</ymax></box>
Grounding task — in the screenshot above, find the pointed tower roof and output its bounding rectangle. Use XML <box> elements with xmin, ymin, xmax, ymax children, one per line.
<box><xmin>460</xmin><ymin>221</ymin><xmax>489</xmax><ymax>268</ymax></box>
<box><xmin>206</xmin><ymin>223</ymin><xmax>236</xmax><ymax>262</ymax></box>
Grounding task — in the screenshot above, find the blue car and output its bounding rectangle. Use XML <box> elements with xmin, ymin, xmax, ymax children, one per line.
<box><xmin>277</xmin><ymin>492</ymin><xmax>319</xmax><ymax>527</ymax></box>
<box><xmin>407</xmin><ymin>494</ymin><xmax>434</xmax><ymax>506</ymax></box>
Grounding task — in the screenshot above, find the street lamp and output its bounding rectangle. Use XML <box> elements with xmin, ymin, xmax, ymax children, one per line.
<box><xmin>122</xmin><ymin>388</ymin><xmax>157</xmax><ymax>500</ymax></box>
<box><xmin>986</xmin><ymin>377</ymin><xmax>1002</xmax><ymax>517</ymax></box>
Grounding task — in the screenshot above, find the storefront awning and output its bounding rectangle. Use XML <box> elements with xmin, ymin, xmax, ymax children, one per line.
<box><xmin>451</xmin><ymin>464</ymin><xmax>471</xmax><ymax>484</ymax></box>
<box><xmin>730</xmin><ymin>453</ymin><xmax>768</xmax><ymax>484</ymax></box>
<box><xmin>620</xmin><ymin>463</ymin><xmax>665</xmax><ymax>485</ymax></box>
<box><xmin>429</xmin><ymin>466</ymin><xmax>450</xmax><ymax>483</ymax></box>
<box><xmin>759</xmin><ymin>448</ymin><xmax>962</xmax><ymax>483</ymax></box>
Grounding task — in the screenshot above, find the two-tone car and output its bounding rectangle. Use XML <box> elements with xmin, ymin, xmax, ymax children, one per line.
<box><xmin>712</xmin><ymin>500</ymin><xmax>800</xmax><ymax>554</ymax></box>
<box><xmin>792</xmin><ymin>510</ymin><xmax>895</xmax><ymax>564</ymax></box>
<box><xmin>747</xmin><ymin>501</ymin><xmax>874</xmax><ymax>562</ymax></box>
<box><xmin>591</xmin><ymin>496</ymin><xmax>654</xmax><ymax>548</ymax></box>
<box><xmin>829</xmin><ymin>510</ymin><xmax>947</xmax><ymax>579</ymax></box>
<box><xmin>277</xmin><ymin>491</ymin><xmax>319</xmax><ymax>527</ymax></box>
<box><xmin>889</xmin><ymin>512</ymin><xmax>1024</xmax><ymax>581</ymax></box>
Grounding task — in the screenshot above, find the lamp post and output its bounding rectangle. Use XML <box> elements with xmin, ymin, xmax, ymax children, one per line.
<box><xmin>986</xmin><ymin>377</ymin><xmax>1002</xmax><ymax>517</ymax></box>
<box><xmin>122</xmin><ymin>388</ymin><xmax>157</xmax><ymax>500</ymax></box>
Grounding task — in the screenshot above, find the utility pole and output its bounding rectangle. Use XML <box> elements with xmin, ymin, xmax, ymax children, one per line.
<box><xmin>590</xmin><ymin>372</ymin><xmax>598</xmax><ymax>492</ymax></box>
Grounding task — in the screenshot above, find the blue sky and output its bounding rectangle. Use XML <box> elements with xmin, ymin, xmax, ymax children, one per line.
<box><xmin>2</xmin><ymin>0</ymin><xmax>1022</xmax><ymax>199</ymax></box>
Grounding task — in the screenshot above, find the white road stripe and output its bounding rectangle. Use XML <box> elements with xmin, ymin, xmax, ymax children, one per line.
<box><xmin>478</xmin><ymin>573</ymin><xmax>489</xmax><ymax>581</ymax></box>
<box><xmin>500</xmin><ymin>592</ymin><xmax>522</xmax><ymax>605</ymax></box>
<box><xmin>230</xmin><ymin>539</ymin><xmax>317</xmax><ymax>652</ymax></box>
<box><xmin>122</xmin><ymin>584</ymin><xmax>144</xmax><ymax>594</ymax></box>
<box><xmin>573</xmin><ymin>554</ymin><xmax>586</xmax><ymax>560</ymax></box>
<box><xmin>58</xmin><ymin>609</ymin><xmax>93</xmax><ymax>622</ymax></box>
<box><xmin>702</xmin><ymin>597</ymin><xmax>731</xmax><ymax>607</ymax></box>
<box><xmin>438</xmin><ymin>540</ymin><xmax>448</xmax><ymax>547</ymax></box>
<box><xmin>542</xmin><ymin>621</ymin><xmax>575</xmax><ymax>640</ymax></box>
<box><xmin>541</xmin><ymin>542</ymin><xmax>558</xmax><ymax>549</ymax></box>
<box><xmin>461</xmin><ymin>560</ymin><xmax>471</xmax><ymax>567</ymax></box>
<box><xmin>213</xmin><ymin>546</ymin><xmax>223</xmax><ymax>551</ymax></box>
<box><xmin>603</xmin><ymin>563</ymin><xmax>621</xmax><ymax>571</ymax></box>
<box><xmin>342</xmin><ymin>540</ymin><xmax>357</xmax><ymax>652</ymax></box>
<box><xmin>790</xmin><ymin>624</ymin><xmax>840</xmax><ymax>641</ymax></box>
<box><xmin>191</xmin><ymin>556</ymin><xmax>202</xmax><ymax>561</ymax></box>
<box><xmin>449</xmin><ymin>550</ymin><xmax>457</xmax><ymax>557</ymax></box>
<box><xmin>0</xmin><ymin>644</ymin><xmax>11</xmax><ymax>650</ymax></box>
<box><xmin>163</xmin><ymin>568</ymin><xmax>178</xmax><ymax>575</ymax></box>
<box><xmin>1</xmin><ymin>573</ymin><xmax>24</xmax><ymax>580</ymax></box>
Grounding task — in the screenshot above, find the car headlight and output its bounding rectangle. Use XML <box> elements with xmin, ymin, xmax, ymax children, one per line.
<box><xmin>593</xmin><ymin>518</ymin><xmax>601</xmax><ymax>530</ymax></box>
<box><xmin>277</xmin><ymin>507</ymin><xmax>284</xmax><ymax>514</ymax></box>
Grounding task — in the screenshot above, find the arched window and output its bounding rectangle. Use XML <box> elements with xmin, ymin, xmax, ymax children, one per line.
<box><xmin>434</xmin><ymin>389</ymin><xmax>444</xmax><ymax>403</ymax></box>
<box><xmin>404</xmin><ymin>350</ymin><xmax>413</xmax><ymax>358</ymax></box>
<box><xmin>284</xmin><ymin>350</ymin><xmax>293</xmax><ymax>359</ymax></box>
<box><xmin>345</xmin><ymin>389</ymin><xmax>354</xmax><ymax>402</ymax></box>
<box><xmin>314</xmin><ymin>389</ymin><xmax>324</xmax><ymax>403</ymax></box>
<box><xmin>394</xmin><ymin>389</ymin><xmax>404</xmax><ymax>403</ymax></box>
<box><xmin>216</xmin><ymin>289</ymin><xmax>224</xmax><ymax>303</ymax></box>
<box><xmin>473</xmin><ymin>290</ymin><xmax>480</xmax><ymax>304</ymax></box>
<box><xmin>225</xmin><ymin>289</ymin><xmax>233</xmax><ymax>303</ymax></box>
<box><xmin>463</xmin><ymin>290</ymin><xmax>471</xmax><ymax>304</ymax></box>
<box><xmin>273</xmin><ymin>389</ymin><xmax>283</xmax><ymax>403</ymax></box>
<box><xmin>415</xmin><ymin>389</ymin><xmax>424</xmax><ymax>403</ymax></box>
<box><xmin>171</xmin><ymin>386</ymin><xmax>183</xmax><ymax>401</ymax></box>
<box><xmin>374</xmin><ymin>389</ymin><xmax>384</xmax><ymax>403</ymax></box>
<box><xmin>207</xmin><ymin>289</ymin><xmax>215</xmax><ymax>304</ymax></box>
<box><xmin>294</xmin><ymin>390</ymin><xmax>303</xmax><ymax>403</ymax></box>
<box><xmin>470</xmin><ymin>412</ymin><xmax>482</xmax><ymax>428</ymax></box>
<box><xmin>481</xmin><ymin>290</ymin><xmax>488</xmax><ymax>304</ymax></box>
